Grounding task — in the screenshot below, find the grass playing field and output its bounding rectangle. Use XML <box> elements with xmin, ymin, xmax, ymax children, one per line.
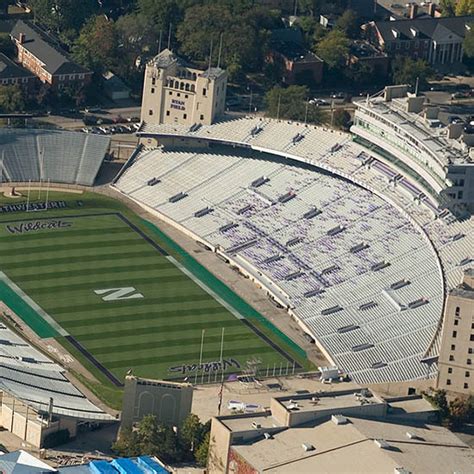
<box><xmin>0</xmin><ymin>191</ymin><xmax>307</xmax><ymax>406</ymax></box>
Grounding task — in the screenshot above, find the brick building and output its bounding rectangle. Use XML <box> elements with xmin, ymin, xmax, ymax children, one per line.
<box><xmin>10</xmin><ymin>20</ymin><xmax>91</xmax><ymax>89</ymax></box>
<box><xmin>0</xmin><ymin>52</ymin><xmax>36</xmax><ymax>92</ymax></box>
<box><xmin>268</xmin><ymin>28</ymin><xmax>323</xmax><ymax>86</ymax></box>
<box><xmin>364</xmin><ymin>15</ymin><xmax>473</xmax><ymax>70</ymax></box>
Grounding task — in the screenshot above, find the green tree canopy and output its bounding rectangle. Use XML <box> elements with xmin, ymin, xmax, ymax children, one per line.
<box><xmin>391</xmin><ymin>56</ymin><xmax>433</xmax><ymax>90</ymax></box>
<box><xmin>265</xmin><ymin>85</ymin><xmax>323</xmax><ymax>124</ymax></box>
<box><xmin>439</xmin><ymin>0</ymin><xmax>457</xmax><ymax>16</ymax></box>
<box><xmin>72</xmin><ymin>16</ymin><xmax>118</xmax><ymax>73</ymax></box>
<box><xmin>112</xmin><ymin>414</ymin><xmax>210</xmax><ymax>465</ymax></box>
<box><xmin>28</xmin><ymin>0</ymin><xmax>98</xmax><ymax>35</ymax></box>
<box><xmin>176</xmin><ymin>4</ymin><xmax>261</xmax><ymax>71</ymax></box>
<box><xmin>0</xmin><ymin>85</ymin><xmax>25</xmax><ymax>113</ymax></box>
<box><xmin>335</xmin><ymin>9</ymin><xmax>360</xmax><ymax>39</ymax></box>
<box><xmin>464</xmin><ymin>24</ymin><xmax>474</xmax><ymax>57</ymax></box>
<box><xmin>315</xmin><ymin>29</ymin><xmax>350</xmax><ymax>70</ymax></box>
<box><xmin>456</xmin><ymin>0</ymin><xmax>474</xmax><ymax>16</ymax></box>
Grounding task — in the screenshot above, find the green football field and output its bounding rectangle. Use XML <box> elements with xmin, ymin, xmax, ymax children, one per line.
<box><xmin>0</xmin><ymin>192</ymin><xmax>306</xmax><ymax>403</ymax></box>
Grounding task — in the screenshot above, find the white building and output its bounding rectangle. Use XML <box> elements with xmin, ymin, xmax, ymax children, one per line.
<box><xmin>351</xmin><ymin>85</ymin><xmax>474</xmax><ymax>210</ymax></box>
<box><xmin>140</xmin><ymin>49</ymin><xmax>227</xmax><ymax>127</ymax></box>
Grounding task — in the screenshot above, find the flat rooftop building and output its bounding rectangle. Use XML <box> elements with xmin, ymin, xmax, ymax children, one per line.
<box><xmin>437</xmin><ymin>268</ymin><xmax>474</xmax><ymax>396</ymax></box>
<box><xmin>208</xmin><ymin>388</ymin><xmax>473</xmax><ymax>473</ymax></box>
<box><xmin>351</xmin><ymin>85</ymin><xmax>474</xmax><ymax>210</ymax></box>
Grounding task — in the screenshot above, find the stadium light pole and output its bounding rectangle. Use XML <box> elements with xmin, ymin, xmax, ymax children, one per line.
<box><xmin>38</xmin><ymin>147</ymin><xmax>44</xmax><ymax>199</ymax></box>
<box><xmin>26</xmin><ymin>179</ymin><xmax>31</xmax><ymax>212</ymax></box>
<box><xmin>45</xmin><ymin>178</ymin><xmax>50</xmax><ymax>211</ymax></box>
<box><xmin>219</xmin><ymin>327</ymin><xmax>225</xmax><ymax>382</ymax></box>
<box><xmin>195</xmin><ymin>329</ymin><xmax>205</xmax><ymax>385</ymax></box>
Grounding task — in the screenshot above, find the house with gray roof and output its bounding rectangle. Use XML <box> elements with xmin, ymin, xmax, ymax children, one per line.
<box><xmin>364</xmin><ymin>15</ymin><xmax>474</xmax><ymax>70</ymax></box>
<box><xmin>10</xmin><ymin>20</ymin><xmax>92</xmax><ymax>89</ymax></box>
<box><xmin>0</xmin><ymin>52</ymin><xmax>36</xmax><ymax>90</ymax></box>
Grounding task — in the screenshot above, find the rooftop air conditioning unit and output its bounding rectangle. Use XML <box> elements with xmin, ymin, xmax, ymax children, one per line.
<box><xmin>375</xmin><ymin>439</ymin><xmax>390</xmax><ymax>449</ymax></box>
<box><xmin>406</xmin><ymin>432</ymin><xmax>420</xmax><ymax>440</ymax></box>
<box><xmin>332</xmin><ymin>414</ymin><xmax>349</xmax><ymax>425</ymax></box>
<box><xmin>302</xmin><ymin>443</ymin><xmax>315</xmax><ymax>452</ymax></box>
<box><xmin>264</xmin><ymin>432</ymin><xmax>272</xmax><ymax>440</ymax></box>
<box><xmin>252</xmin><ymin>422</ymin><xmax>261</xmax><ymax>429</ymax></box>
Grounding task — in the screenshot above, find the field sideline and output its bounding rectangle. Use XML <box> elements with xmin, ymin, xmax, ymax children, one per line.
<box><xmin>0</xmin><ymin>191</ymin><xmax>308</xmax><ymax>405</ymax></box>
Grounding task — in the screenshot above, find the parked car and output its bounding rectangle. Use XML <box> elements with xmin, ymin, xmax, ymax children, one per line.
<box><xmin>448</xmin><ymin>116</ymin><xmax>464</xmax><ymax>124</ymax></box>
<box><xmin>309</xmin><ymin>98</ymin><xmax>329</xmax><ymax>106</ymax></box>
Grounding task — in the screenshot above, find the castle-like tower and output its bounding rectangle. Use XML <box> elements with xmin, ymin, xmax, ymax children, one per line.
<box><xmin>140</xmin><ymin>49</ymin><xmax>227</xmax><ymax>127</ymax></box>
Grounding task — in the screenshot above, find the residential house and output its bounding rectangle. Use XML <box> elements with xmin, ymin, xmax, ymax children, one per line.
<box><xmin>268</xmin><ymin>28</ymin><xmax>323</xmax><ymax>85</ymax></box>
<box><xmin>349</xmin><ymin>40</ymin><xmax>390</xmax><ymax>78</ymax></box>
<box><xmin>10</xmin><ymin>20</ymin><xmax>92</xmax><ymax>89</ymax></box>
<box><xmin>364</xmin><ymin>15</ymin><xmax>474</xmax><ymax>70</ymax></box>
<box><xmin>103</xmin><ymin>71</ymin><xmax>131</xmax><ymax>101</ymax></box>
<box><xmin>0</xmin><ymin>52</ymin><xmax>36</xmax><ymax>92</ymax></box>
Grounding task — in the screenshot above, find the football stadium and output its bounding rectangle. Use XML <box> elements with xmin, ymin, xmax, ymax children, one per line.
<box><xmin>0</xmin><ymin>85</ymin><xmax>472</xmax><ymax>429</ymax></box>
<box><xmin>0</xmin><ymin>192</ymin><xmax>303</xmax><ymax>385</ymax></box>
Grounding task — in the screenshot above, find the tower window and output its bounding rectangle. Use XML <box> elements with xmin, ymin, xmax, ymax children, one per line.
<box><xmin>148</xmin><ymin>110</ymin><xmax>153</xmax><ymax>115</ymax></box>
<box><xmin>166</xmin><ymin>111</ymin><xmax>170</xmax><ymax>116</ymax></box>
<box><xmin>202</xmin><ymin>88</ymin><xmax>207</xmax><ymax>96</ymax></box>
<box><xmin>151</xmin><ymin>88</ymin><xmax>155</xmax><ymax>94</ymax></box>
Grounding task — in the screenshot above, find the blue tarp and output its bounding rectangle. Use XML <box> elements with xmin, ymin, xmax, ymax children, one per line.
<box><xmin>89</xmin><ymin>460</ymin><xmax>118</xmax><ymax>474</ymax></box>
<box><xmin>111</xmin><ymin>458</ymin><xmax>143</xmax><ymax>474</ymax></box>
<box><xmin>137</xmin><ymin>456</ymin><xmax>170</xmax><ymax>474</ymax></box>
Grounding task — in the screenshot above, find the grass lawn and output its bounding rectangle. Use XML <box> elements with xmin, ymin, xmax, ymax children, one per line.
<box><xmin>0</xmin><ymin>191</ymin><xmax>308</xmax><ymax>407</ymax></box>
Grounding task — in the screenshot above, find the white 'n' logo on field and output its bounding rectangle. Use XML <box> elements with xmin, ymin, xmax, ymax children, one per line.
<box><xmin>94</xmin><ymin>287</ymin><xmax>144</xmax><ymax>301</ymax></box>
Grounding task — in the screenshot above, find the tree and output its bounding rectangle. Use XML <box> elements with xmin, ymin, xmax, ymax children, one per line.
<box><xmin>464</xmin><ymin>24</ymin><xmax>474</xmax><ymax>57</ymax></box>
<box><xmin>439</xmin><ymin>0</ymin><xmax>456</xmax><ymax>16</ymax></box>
<box><xmin>181</xmin><ymin>414</ymin><xmax>205</xmax><ymax>452</ymax></box>
<box><xmin>114</xmin><ymin>13</ymin><xmax>157</xmax><ymax>81</ymax></box>
<box><xmin>112</xmin><ymin>414</ymin><xmax>209</xmax><ymax>465</ymax></box>
<box><xmin>265</xmin><ymin>85</ymin><xmax>323</xmax><ymax>124</ymax></box>
<box><xmin>112</xmin><ymin>428</ymin><xmax>142</xmax><ymax>457</ymax></box>
<box><xmin>447</xmin><ymin>396</ymin><xmax>473</xmax><ymax>429</ymax></box>
<box><xmin>195</xmin><ymin>431</ymin><xmax>210</xmax><ymax>468</ymax></box>
<box><xmin>137</xmin><ymin>0</ymin><xmax>183</xmax><ymax>33</ymax></box>
<box><xmin>333</xmin><ymin>108</ymin><xmax>351</xmax><ymax>130</ymax></box>
<box><xmin>346</xmin><ymin>61</ymin><xmax>373</xmax><ymax>85</ymax></box>
<box><xmin>72</xmin><ymin>16</ymin><xmax>117</xmax><ymax>73</ymax></box>
<box><xmin>315</xmin><ymin>29</ymin><xmax>349</xmax><ymax>70</ymax></box>
<box><xmin>0</xmin><ymin>85</ymin><xmax>25</xmax><ymax>113</ymax></box>
<box><xmin>391</xmin><ymin>56</ymin><xmax>433</xmax><ymax>90</ymax></box>
<box><xmin>176</xmin><ymin>4</ymin><xmax>260</xmax><ymax>72</ymax></box>
<box><xmin>28</xmin><ymin>0</ymin><xmax>99</xmax><ymax>36</ymax></box>
<box><xmin>456</xmin><ymin>0</ymin><xmax>474</xmax><ymax>16</ymax></box>
<box><xmin>336</xmin><ymin>9</ymin><xmax>359</xmax><ymax>39</ymax></box>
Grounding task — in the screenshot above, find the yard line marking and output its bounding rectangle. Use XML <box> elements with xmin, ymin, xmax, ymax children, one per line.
<box><xmin>0</xmin><ymin>271</ymin><xmax>69</xmax><ymax>336</ymax></box>
<box><xmin>167</xmin><ymin>256</ymin><xmax>244</xmax><ymax>320</ymax></box>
